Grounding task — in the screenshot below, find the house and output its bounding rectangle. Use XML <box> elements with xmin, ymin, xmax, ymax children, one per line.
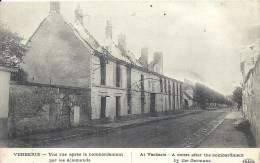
<box><xmin>182</xmin><ymin>79</ymin><xmax>196</xmax><ymax>110</ymax></box>
<box><xmin>17</xmin><ymin>2</ymin><xmax>183</xmax><ymax>130</ymax></box>
<box><xmin>241</xmin><ymin>37</ymin><xmax>260</xmax><ymax>147</ymax></box>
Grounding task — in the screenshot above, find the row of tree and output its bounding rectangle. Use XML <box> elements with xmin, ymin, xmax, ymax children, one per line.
<box><xmin>193</xmin><ymin>83</ymin><xmax>233</xmax><ymax>109</ymax></box>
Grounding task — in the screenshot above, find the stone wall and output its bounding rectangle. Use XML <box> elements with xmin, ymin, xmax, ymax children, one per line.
<box><xmin>8</xmin><ymin>82</ymin><xmax>91</xmax><ymax>137</ymax></box>
<box><xmin>21</xmin><ymin>11</ymin><xmax>92</xmax><ymax>88</ymax></box>
<box><xmin>243</xmin><ymin>56</ymin><xmax>260</xmax><ymax>147</ymax></box>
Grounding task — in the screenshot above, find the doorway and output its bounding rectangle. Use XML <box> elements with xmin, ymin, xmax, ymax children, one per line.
<box><xmin>116</xmin><ymin>96</ymin><xmax>121</xmax><ymax>119</ymax></box>
<box><xmin>150</xmin><ymin>93</ymin><xmax>156</xmax><ymax>116</ymax></box>
<box><xmin>184</xmin><ymin>99</ymin><xmax>189</xmax><ymax>110</ymax></box>
<box><xmin>73</xmin><ymin>106</ymin><xmax>80</xmax><ymax>127</ymax></box>
<box><xmin>100</xmin><ymin>97</ymin><xmax>106</xmax><ymax>119</ymax></box>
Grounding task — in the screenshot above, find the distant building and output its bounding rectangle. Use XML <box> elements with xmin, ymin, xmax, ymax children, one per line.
<box><xmin>182</xmin><ymin>79</ymin><xmax>197</xmax><ymax>110</ymax></box>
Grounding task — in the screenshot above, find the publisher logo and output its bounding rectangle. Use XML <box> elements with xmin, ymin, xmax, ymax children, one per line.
<box><xmin>242</xmin><ymin>159</ymin><xmax>255</xmax><ymax>163</ymax></box>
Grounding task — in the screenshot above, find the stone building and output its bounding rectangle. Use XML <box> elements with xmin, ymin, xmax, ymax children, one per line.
<box><xmin>240</xmin><ymin>25</ymin><xmax>260</xmax><ymax>147</ymax></box>
<box><xmin>11</xmin><ymin>2</ymin><xmax>183</xmax><ymax>134</ymax></box>
<box><xmin>182</xmin><ymin>80</ymin><xmax>194</xmax><ymax>110</ymax></box>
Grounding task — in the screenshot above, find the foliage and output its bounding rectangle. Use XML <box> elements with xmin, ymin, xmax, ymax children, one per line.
<box><xmin>193</xmin><ymin>83</ymin><xmax>232</xmax><ymax>109</ymax></box>
<box><xmin>0</xmin><ymin>23</ymin><xmax>28</xmax><ymax>67</ymax></box>
<box><xmin>11</xmin><ymin>68</ymin><xmax>28</xmax><ymax>81</ymax></box>
<box><xmin>232</xmin><ymin>86</ymin><xmax>243</xmax><ymax>108</ymax></box>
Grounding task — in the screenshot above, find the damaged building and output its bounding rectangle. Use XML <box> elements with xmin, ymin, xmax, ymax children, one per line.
<box><xmin>8</xmin><ymin>2</ymin><xmax>183</xmax><ymax>136</ymax></box>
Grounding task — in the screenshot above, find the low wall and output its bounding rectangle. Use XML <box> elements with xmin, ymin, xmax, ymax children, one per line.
<box><xmin>8</xmin><ymin>82</ymin><xmax>91</xmax><ymax>137</ymax></box>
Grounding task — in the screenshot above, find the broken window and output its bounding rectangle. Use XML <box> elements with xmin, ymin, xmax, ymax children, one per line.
<box><xmin>127</xmin><ymin>67</ymin><xmax>132</xmax><ymax>114</ymax></box>
<box><xmin>116</xmin><ymin>66</ymin><xmax>121</xmax><ymax>87</ymax></box>
<box><xmin>164</xmin><ymin>78</ymin><xmax>167</xmax><ymax>93</ymax></box>
<box><xmin>100</xmin><ymin>58</ymin><xmax>106</xmax><ymax>85</ymax></box>
<box><xmin>160</xmin><ymin>77</ymin><xmax>163</xmax><ymax>93</ymax></box>
<box><xmin>127</xmin><ymin>67</ymin><xmax>131</xmax><ymax>89</ymax></box>
<box><xmin>141</xmin><ymin>74</ymin><xmax>144</xmax><ymax>90</ymax></box>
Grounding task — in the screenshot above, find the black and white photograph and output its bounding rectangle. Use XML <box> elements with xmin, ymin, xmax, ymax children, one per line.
<box><xmin>0</xmin><ymin>0</ymin><xmax>259</xmax><ymax>151</ymax></box>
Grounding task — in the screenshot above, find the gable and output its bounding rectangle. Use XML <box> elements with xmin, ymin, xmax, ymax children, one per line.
<box><xmin>22</xmin><ymin>12</ymin><xmax>92</xmax><ymax>88</ymax></box>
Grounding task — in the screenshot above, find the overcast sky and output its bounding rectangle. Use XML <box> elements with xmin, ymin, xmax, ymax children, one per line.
<box><xmin>1</xmin><ymin>1</ymin><xmax>259</xmax><ymax>95</ymax></box>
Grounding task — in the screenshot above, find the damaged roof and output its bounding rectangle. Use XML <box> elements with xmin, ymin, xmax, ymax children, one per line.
<box><xmin>26</xmin><ymin>10</ymin><xmax>182</xmax><ymax>83</ymax></box>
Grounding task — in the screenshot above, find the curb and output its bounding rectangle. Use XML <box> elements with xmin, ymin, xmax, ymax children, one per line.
<box><xmin>192</xmin><ymin>117</ymin><xmax>226</xmax><ymax>148</ymax></box>
<box><xmin>9</xmin><ymin>111</ymin><xmax>202</xmax><ymax>147</ymax></box>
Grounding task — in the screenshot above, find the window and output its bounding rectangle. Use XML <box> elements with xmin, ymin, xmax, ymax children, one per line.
<box><xmin>127</xmin><ymin>67</ymin><xmax>131</xmax><ymax>89</ymax></box>
<box><xmin>164</xmin><ymin>78</ymin><xmax>167</xmax><ymax>93</ymax></box>
<box><xmin>172</xmin><ymin>82</ymin><xmax>175</xmax><ymax>95</ymax></box>
<box><xmin>168</xmin><ymin>81</ymin><xmax>171</xmax><ymax>107</ymax></box>
<box><xmin>127</xmin><ymin>94</ymin><xmax>132</xmax><ymax>114</ymax></box>
<box><xmin>100</xmin><ymin>58</ymin><xmax>106</xmax><ymax>85</ymax></box>
<box><xmin>116</xmin><ymin>66</ymin><xmax>121</xmax><ymax>87</ymax></box>
<box><xmin>127</xmin><ymin>67</ymin><xmax>132</xmax><ymax>114</ymax></box>
<box><xmin>168</xmin><ymin>81</ymin><xmax>171</xmax><ymax>94</ymax></box>
<box><xmin>180</xmin><ymin>84</ymin><xmax>182</xmax><ymax>96</ymax></box>
<box><xmin>176</xmin><ymin>83</ymin><xmax>179</xmax><ymax>96</ymax></box>
<box><xmin>160</xmin><ymin>77</ymin><xmax>163</xmax><ymax>93</ymax></box>
<box><xmin>141</xmin><ymin>74</ymin><xmax>144</xmax><ymax>90</ymax></box>
<box><xmin>140</xmin><ymin>74</ymin><xmax>145</xmax><ymax>114</ymax></box>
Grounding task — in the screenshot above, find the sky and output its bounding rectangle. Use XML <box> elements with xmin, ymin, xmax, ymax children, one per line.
<box><xmin>1</xmin><ymin>1</ymin><xmax>259</xmax><ymax>95</ymax></box>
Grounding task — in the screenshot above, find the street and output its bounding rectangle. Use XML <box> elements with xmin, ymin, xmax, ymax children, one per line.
<box><xmin>49</xmin><ymin>108</ymin><xmax>233</xmax><ymax>148</ymax></box>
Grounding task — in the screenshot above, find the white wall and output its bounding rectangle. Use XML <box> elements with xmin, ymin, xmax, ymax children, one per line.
<box><xmin>0</xmin><ymin>70</ymin><xmax>11</xmax><ymax>118</ymax></box>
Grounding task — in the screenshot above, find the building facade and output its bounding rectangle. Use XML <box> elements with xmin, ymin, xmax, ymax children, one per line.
<box><xmin>17</xmin><ymin>2</ymin><xmax>183</xmax><ymax>129</ymax></box>
<box><xmin>240</xmin><ymin>25</ymin><xmax>260</xmax><ymax>147</ymax></box>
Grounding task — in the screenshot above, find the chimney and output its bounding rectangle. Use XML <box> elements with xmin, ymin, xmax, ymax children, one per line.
<box><xmin>50</xmin><ymin>1</ymin><xmax>60</xmax><ymax>13</ymax></box>
<box><xmin>140</xmin><ymin>47</ymin><xmax>148</xmax><ymax>65</ymax></box>
<box><xmin>106</xmin><ymin>20</ymin><xmax>112</xmax><ymax>39</ymax></box>
<box><xmin>75</xmin><ymin>3</ymin><xmax>83</xmax><ymax>24</ymax></box>
<box><xmin>153</xmin><ymin>51</ymin><xmax>163</xmax><ymax>74</ymax></box>
<box><xmin>118</xmin><ymin>34</ymin><xmax>126</xmax><ymax>54</ymax></box>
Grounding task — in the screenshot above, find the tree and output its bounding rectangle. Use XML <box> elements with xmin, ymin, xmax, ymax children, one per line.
<box><xmin>193</xmin><ymin>83</ymin><xmax>207</xmax><ymax>109</ymax></box>
<box><xmin>193</xmin><ymin>82</ymin><xmax>231</xmax><ymax>109</ymax></box>
<box><xmin>0</xmin><ymin>23</ymin><xmax>29</xmax><ymax>81</ymax></box>
<box><xmin>10</xmin><ymin>68</ymin><xmax>28</xmax><ymax>81</ymax></box>
<box><xmin>0</xmin><ymin>23</ymin><xmax>28</xmax><ymax>67</ymax></box>
<box><xmin>232</xmin><ymin>87</ymin><xmax>243</xmax><ymax>110</ymax></box>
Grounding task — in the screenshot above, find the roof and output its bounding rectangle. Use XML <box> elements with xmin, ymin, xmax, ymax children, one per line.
<box><xmin>26</xmin><ymin>10</ymin><xmax>183</xmax><ymax>83</ymax></box>
<box><xmin>182</xmin><ymin>84</ymin><xmax>195</xmax><ymax>90</ymax></box>
<box><xmin>183</xmin><ymin>91</ymin><xmax>193</xmax><ymax>100</ymax></box>
<box><xmin>138</xmin><ymin>57</ymin><xmax>148</xmax><ymax>68</ymax></box>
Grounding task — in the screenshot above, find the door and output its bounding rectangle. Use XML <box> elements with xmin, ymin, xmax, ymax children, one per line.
<box><xmin>116</xmin><ymin>96</ymin><xmax>121</xmax><ymax>119</ymax></box>
<box><xmin>73</xmin><ymin>106</ymin><xmax>80</xmax><ymax>127</ymax></box>
<box><xmin>184</xmin><ymin>99</ymin><xmax>189</xmax><ymax>110</ymax></box>
<box><xmin>150</xmin><ymin>93</ymin><xmax>156</xmax><ymax>116</ymax></box>
<box><xmin>100</xmin><ymin>97</ymin><xmax>106</xmax><ymax>119</ymax></box>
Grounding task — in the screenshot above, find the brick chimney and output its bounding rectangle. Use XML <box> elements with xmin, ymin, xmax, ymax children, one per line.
<box><xmin>50</xmin><ymin>1</ymin><xmax>60</xmax><ymax>13</ymax></box>
<box><xmin>118</xmin><ymin>34</ymin><xmax>126</xmax><ymax>55</ymax></box>
<box><xmin>140</xmin><ymin>47</ymin><xmax>148</xmax><ymax>65</ymax></box>
<box><xmin>106</xmin><ymin>20</ymin><xmax>112</xmax><ymax>39</ymax></box>
<box><xmin>153</xmin><ymin>51</ymin><xmax>163</xmax><ymax>74</ymax></box>
<box><xmin>75</xmin><ymin>3</ymin><xmax>83</xmax><ymax>24</ymax></box>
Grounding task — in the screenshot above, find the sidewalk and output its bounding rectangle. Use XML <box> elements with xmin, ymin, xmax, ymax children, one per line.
<box><xmin>197</xmin><ymin>109</ymin><xmax>255</xmax><ymax>148</ymax></box>
<box><xmin>3</xmin><ymin>110</ymin><xmax>201</xmax><ymax>148</ymax></box>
